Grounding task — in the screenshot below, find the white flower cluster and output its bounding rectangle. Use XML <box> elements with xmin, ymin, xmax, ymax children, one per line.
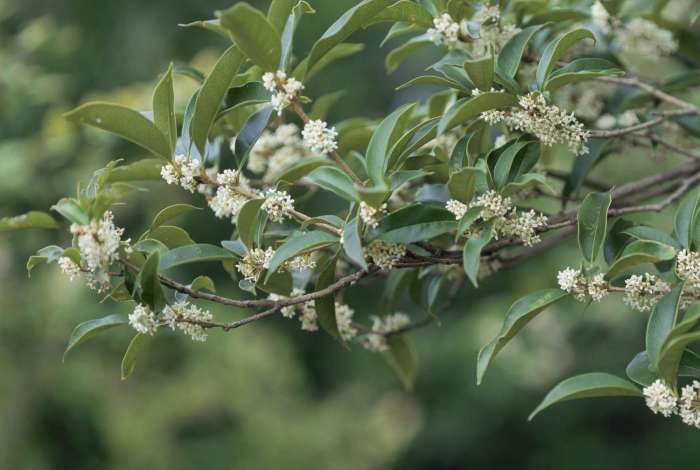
<box><xmin>642</xmin><ymin>379</ymin><xmax>700</xmax><ymax>428</ymax></box>
<box><xmin>554</xmin><ymin>83</ymin><xmax>615</xmax><ymax>122</ymax></box>
<box><xmin>676</xmin><ymin>249</ymin><xmax>700</xmax><ymax>290</ymax></box>
<box><xmin>283</xmin><ymin>253</ymin><xmax>316</xmax><ymax>272</ymax></box>
<box><xmin>679</xmin><ymin>381</ymin><xmax>700</xmax><ymax>428</ymax></box>
<box><xmin>160</xmin><ymin>154</ymin><xmax>203</xmax><ymax>193</ymax></box>
<box><xmin>363</xmin><ymin>313</ymin><xmax>411</xmax><ymax>352</ymax></box>
<box><xmin>335</xmin><ymin>303</ymin><xmax>358</xmax><ymax>342</ymax></box>
<box><xmin>617</xmin><ymin>18</ymin><xmax>677</xmax><ymax>57</ymax></box>
<box><xmin>237</xmin><ymin>247</ymin><xmax>275</xmax><ymax>282</ymax></box>
<box><xmin>446</xmin><ymin>192</ymin><xmax>548</xmax><ymax>247</ymax></box>
<box><xmin>482</xmin><ymin>93</ymin><xmax>590</xmax><ymax>156</ymax></box>
<box><xmin>269</xmin><ymin>288</ymin><xmax>318</xmax><ymax>331</ymax></box>
<box><xmin>261</xmin><ymin>188</ymin><xmax>295</xmax><ymax>223</ymax></box>
<box><xmin>364</xmin><ymin>240</ymin><xmax>406</xmax><ymax>270</ymax></box>
<box><xmin>590</xmin><ymin>1</ymin><xmax>618</xmax><ymax>34</ymax></box>
<box><xmin>427</xmin><ymin>13</ymin><xmax>461</xmax><ymax>47</ymax></box>
<box><xmin>262</xmin><ymin>70</ymin><xmax>304</xmax><ymax>115</ymax></box>
<box><xmin>644</xmin><ymin>379</ymin><xmax>678</xmax><ymax>417</ymax></box>
<box><xmin>247</xmin><ymin>124</ymin><xmax>311</xmax><ymax>183</ymax></box>
<box><xmin>208</xmin><ymin>169</ymin><xmax>248</xmax><ymax>222</ymax></box>
<box><xmin>469</xmin><ymin>5</ymin><xmax>519</xmax><ymax>56</ymax></box>
<box><xmin>58</xmin><ymin>256</ymin><xmax>81</xmax><ymax>281</ymax></box>
<box><xmin>162</xmin><ymin>300</ymin><xmax>213</xmax><ymax>342</ymax></box>
<box><xmin>302</xmin><ymin>120</ymin><xmax>338</xmax><ymax>155</ymax></box>
<box><xmin>129</xmin><ymin>304</ymin><xmax>159</xmax><ymax>336</ymax></box>
<box><xmin>623</xmin><ymin>273</ymin><xmax>670</xmax><ymax>312</ymax></box>
<box><xmin>359</xmin><ymin>202</ymin><xmax>387</xmax><ymax>229</ymax></box>
<box><xmin>595</xmin><ymin>111</ymin><xmax>639</xmax><ymax>130</ymax></box>
<box><xmin>557</xmin><ymin>267</ymin><xmax>609</xmax><ymax>302</ymax></box>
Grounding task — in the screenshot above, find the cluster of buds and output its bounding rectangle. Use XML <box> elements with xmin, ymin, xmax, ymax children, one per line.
<box><xmin>262</xmin><ymin>70</ymin><xmax>304</xmax><ymax>115</ymax></box>
<box><xmin>160</xmin><ymin>154</ymin><xmax>203</xmax><ymax>193</ymax></box>
<box><xmin>556</xmin><ymin>267</ymin><xmax>609</xmax><ymax>302</ymax></box>
<box><xmin>247</xmin><ymin>124</ymin><xmax>311</xmax><ymax>183</ymax></box>
<box><xmin>208</xmin><ymin>169</ymin><xmax>248</xmax><ymax>222</ymax></box>
<box><xmin>364</xmin><ymin>240</ymin><xmax>406</xmax><ymax>270</ymax></box>
<box><xmin>302</xmin><ymin>119</ymin><xmax>338</xmax><ymax>155</ymax></box>
<box><xmin>643</xmin><ymin>379</ymin><xmax>700</xmax><ymax>429</ymax></box>
<box><xmin>362</xmin><ymin>313</ymin><xmax>411</xmax><ymax>352</ymax></box>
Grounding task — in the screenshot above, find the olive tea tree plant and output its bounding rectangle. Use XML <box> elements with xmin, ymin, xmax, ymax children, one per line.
<box><xmin>5</xmin><ymin>0</ymin><xmax>700</xmax><ymax>426</ymax></box>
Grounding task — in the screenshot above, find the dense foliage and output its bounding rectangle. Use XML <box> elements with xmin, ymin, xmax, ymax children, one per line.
<box><xmin>5</xmin><ymin>0</ymin><xmax>700</xmax><ymax>428</ymax></box>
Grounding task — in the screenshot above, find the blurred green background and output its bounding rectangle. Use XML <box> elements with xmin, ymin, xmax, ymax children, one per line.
<box><xmin>1</xmin><ymin>0</ymin><xmax>698</xmax><ymax>468</ymax></box>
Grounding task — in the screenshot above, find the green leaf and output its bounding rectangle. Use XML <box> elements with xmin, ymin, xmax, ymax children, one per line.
<box><xmin>219</xmin><ymin>3</ymin><xmax>282</xmax><ymax>71</ymax></box>
<box><xmin>217</xmin><ymin>82</ymin><xmax>270</xmax><ymax>121</ymax></box>
<box><xmin>457</xmin><ymin>206</ymin><xmax>482</xmax><ymax>236</ymax></box>
<box><xmin>357</xmin><ymin>185</ymin><xmax>392</xmax><ymax>209</ymax></box>
<box><xmin>315</xmin><ymin>256</ymin><xmax>340</xmax><ymax>339</ymax></box>
<box><xmin>267</xmin><ymin>0</ymin><xmax>296</xmax><ymax>33</ymax></box>
<box><xmin>438</xmin><ymin>92</ymin><xmax>518</xmax><ymax>134</ymax></box>
<box><xmin>447</xmin><ymin>167</ymin><xmax>481</xmax><ymax>203</ymax></box>
<box><xmin>477</xmin><ymin>288</ymin><xmax>568</xmax><ymax>384</ymax></box>
<box><xmin>148</xmin><ymin>226</ymin><xmax>195</xmax><ymax>248</ymax></box>
<box><xmin>275</xmin><ymin>157</ymin><xmax>332</xmax><ymax>183</ymax></box>
<box><xmin>296</xmin><ymin>43</ymin><xmax>365</xmax><ymax>81</ymax></box>
<box><xmin>265</xmin><ymin>231</ymin><xmax>340</xmax><ymax>281</ymax></box>
<box><xmin>191</xmin><ymin>46</ymin><xmax>246</xmax><ymax>155</ymax></box>
<box><xmin>52</xmin><ymin>198</ymin><xmax>89</xmax><ymax>225</ymax></box>
<box><xmin>0</xmin><ymin>211</ymin><xmax>58</xmax><ymax>232</ymax></box>
<box><xmin>385</xmin><ymin>36</ymin><xmax>432</xmax><ymax>74</ymax></box>
<box><xmin>150</xmin><ymin>204</ymin><xmax>201</xmax><ymax>231</ymax></box>
<box><xmin>191</xmin><ymin>275</ymin><xmax>216</xmax><ymax>292</ymax></box>
<box><xmin>492</xmin><ymin>141</ymin><xmax>533</xmax><ymax>189</ymax></box>
<box><xmin>626</xmin><ymin>351</ymin><xmax>658</xmax><ymax>387</ymax></box>
<box><xmin>64</xmin><ymin>314</ymin><xmax>127</xmax><ymax>361</ymax></box>
<box><xmin>605</xmin><ymin>240</ymin><xmax>677</xmax><ymax>280</ymax></box>
<box><xmin>153</xmin><ymin>63</ymin><xmax>177</xmax><ymax>152</ymax></box>
<box><xmin>502</xmin><ymin>172</ymin><xmax>552</xmax><ymax>196</ymax></box>
<box><xmin>237</xmin><ymin>198</ymin><xmax>265</xmax><ymax>249</ymax></box>
<box><xmin>544</xmin><ymin>58</ymin><xmax>623</xmax><ymax>93</ymax></box>
<box><xmin>373</xmin><ymin>204</ymin><xmax>456</xmax><ymax>244</ymax></box>
<box><xmin>646</xmin><ymin>286</ymin><xmax>683</xmax><ymax>368</ymax></box>
<box><xmin>447</xmin><ymin>0</ymin><xmax>475</xmax><ymax>19</ymax></box>
<box><xmin>342</xmin><ymin>216</ymin><xmax>367</xmax><ymax>269</ymax></box>
<box><xmin>366</xmin><ymin>103</ymin><xmax>416</xmax><ymax>186</ymax></box>
<box><xmin>497</xmin><ymin>24</ymin><xmax>548</xmax><ymax>79</ymax></box>
<box><xmin>106</xmin><ymin>159</ymin><xmax>164</xmax><ymax>182</ymax></box>
<box><xmin>536</xmin><ymin>28</ymin><xmax>595</xmax><ymax>88</ymax></box>
<box><xmin>463</xmin><ymin>219</ymin><xmax>496</xmax><ymax>288</ymax></box>
<box><xmin>525</xmin><ymin>9</ymin><xmax>589</xmax><ymax>26</ymax></box>
<box><xmin>396</xmin><ymin>75</ymin><xmax>462</xmax><ymax>91</ymax></box>
<box><xmin>121</xmin><ymin>333</ymin><xmax>153</xmax><ymax>380</ymax></box>
<box><xmin>179</xmin><ymin>19</ymin><xmax>229</xmax><ymax>38</ymax></box>
<box><xmin>529</xmin><ymin>373</ymin><xmax>641</xmax><ymax>420</ymax></box>
<box><xmin>674</xmin><ymin>188</ymin><xmax>700</xmax><ymax>249</ymax></box>
<box><xmin>366</xmin><ymin>0</ymin><xmax>433</xmax><ymax>27</ymax></box>
<box><xmin>159</xmin><ymin>244</ymin><xmax>236</xmax><ymax>270</ymax></box>
<box><xmin>623</xmin><ymin>226</ymin><xmax>681</xmax><ymax>249</ymax></box>
<box><xmin>562</xmin><ymin>138</ymin><xmax>608</xmax><ymax>200</ymax></box>
<box><xmin>64</xmin><ymin>102</ymin><xmax>171</xmax><ymax>159</ymax></box>
<box><xmin>577</xmin><ymin>191</ymin><xmax>611</xmax><ymax>264</ymax></box>
<box><xmin>384</xmin><ymin>335</ymin><xmax>417</xmax><ymax>390</ymax></box>
<box><xmin>463</xmin><ymin>53</ymin><xmax>494</xmax><ymax>91</ymax></box>
<box><xmin>305</xmin><ymin>0</ymin><xmax>395</xmax><ymax>75</ymax></box>
<box><xmin>136</xmin><ymin>251</ymin><xmax>166</xmax><ymax>312</ymax></box>
<box><xmin>307</xmin><ymin>166</ymin><xmax>359</xmax><ymax>202</ymax></box>
<box><xmin>309</xmin><ymin>91</ymin><xmax>345</xmax><ymax>121</ymax></box>
<box><xmin>656</xmin><ymin>303</ymin><xmax>700</xmax><ymax>388</ymax></box>
<box><xmin>231</xmin><ymin>107</ymin><xmax>275</xmax><ymax>169</ymax></box>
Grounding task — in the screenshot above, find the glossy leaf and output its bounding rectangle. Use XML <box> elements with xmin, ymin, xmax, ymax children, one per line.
<box><xmin>237</xmin><ymin>199</ymin><xmax>265</xmax><ymax>249</ymax></box>
<box><xmin>136</xmin><ymin>251</ymin><xmax>166</xmax><ymax>312</ymax></box>
<box><xmin>674</xmin><ymin>189</ymin><xmax>700</xmax><ymax>249</ymax></box>
<box><xmin>373</xmin><ymin>204</ymin><xmax>456</xmax><ymax>244</ymax></box>
<box><xmin>577</xmin><ymin>191</ymin><xmax>611</xmax><ymax>264</ymax></box>
<box><xmin>463</xmin><ymin>53</ymin><xmax>494</xmax><ymax>91</ymax></box>
<box><xmin>159</xmin><ymin>244</ymin><xmax>235</xmax><ymax>270</ymax></box>
<box><xmin>656</xmin><ymin>303</ymin><xmax>700</xmax><ymax>388</ymax></box>
<box><xmin>148</xmin><ymin>226</ymin><xmax>195</xmax><ymax>248</ymax></box>
<box><xmin>646</xmin><ymin>286</ymin><xmax>683</xmax><ymax>368</ymax></box>
<box><xmin>150</xmin><ymin>204</ymin><xmax>201</xmax><ymax>231</ymax></box>
<box><xmin>64</xmin><ymin>103</ymin><xmax>171</xmax><ymax>159</ymax></box>
<box><xmin>265</xmin><ymin>231</ymin><xmax>340</xmax><ymax>281</ymax></box>
<box><xmin>275</xmin><ymin>157</ymin><xmax>332</xmax><ymax>183</ymax></box>
<box><xmin>315</xmin><ymin>256</ymin><xmax>340</xmax><ymax>339</ymax></box>
<box><xmin>64</xmin><ymin>314</ymin><xmax>127</xmax><ymax>360</ymax></box>
<box><xmin>106</xmin><ymin>159</ymin><xmax>164</xmax><ymax>182</ymax></box>
<box><xmin>438</xmin><ymin>92</ymin><xmax>518</xmax><ymax>134</ymax></box>
<box><xmin>232</xmin><ymin>106</ymin><xmax>275</xmax><ymax>169</ymax></box>
<box><xmin>384</xmin><ymin>335</ymin><xmax>417</xmax><ymax>390</ymax></box>
<box><xmin>219</xmin><ymin>3</ymin><xmax>281</xmax><ymax>71</ymax></box>
<box><xmin>191</xmin><ymin>46</ymin><xmax>245</xmax><ymax>155</ymax></box>
<box><xmin>529</xmin><ymin>373</ymin><xmax>641</xmax><ymax>420</ymax></box>
<box><xmin>366</xmin><ymin>0</ymin><xmax>433</xmax><ymax>27</ymax></box>
<box><xmin>497</xmin><ymin>24</ymin><xmax>547</xmax><ymax>79</ymax></box>
<box><xmin>605</xmin><ymin>240</ymin><xmax>676</xmax><ymax>280</ymax></box>
<box><xmin>366</xmin><ymin>103</ymin><xmax>416</xmax><ymax>186</ymax></box>
<box><xmin>153</xmin><ymin>63</ymin><xmax>177</xmax><ymax>152</ymax></box>
<box><xmin>544</xmin><ymin>58</ymin><xmax>623</xmax><ymax>93</ymax></box>
<box><xmin>52</xmin><ymin>198</ymin><xmax>89</xmax><ymax>225</ymax></box>
<box><xmin>463</xmin><ymin>219</ymin><xmax>496</xmax><ymax>288</ymax></box>
<box><xmin>447</xmin><ymin>167</ymin><xmax>481</xmax><ymax>203</ymax></box>
<box><xmin>267</xmin><ymin>0</ymin><xmax>296</xmax><ymax>33</ymax></box>
<box><xmin>307</xmin><ymin>166</ymin><xmax>359</xmax><ymax>202</ymax></box>
<box><xmin>342</xmin><ymin>216</ymin><xmax>367</xmax><ymax>269</ymax></box>
<box><xmin>536</xmin><ymin>28</ymin><xmax>596</xmax><ymax>88</ymax></box>
<box><xmin>121</xmin><ymin>333</ymin><xmax>153</xmax><ymax>380</ymax></box>
<box><xmin>0</xmin><ymin>211</ymin><xmax>58</xmax><ymax>232</ymax></box>
<box><xmin>477</xmin><ymin>289</ymin><xmax>569</xmax><ymax>384</ymax></box>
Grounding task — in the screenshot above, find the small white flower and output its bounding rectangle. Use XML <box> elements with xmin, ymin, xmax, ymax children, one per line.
<box><xmin>208</xmin><ymin>186</ymin><xmax>248</xmax><ymax>221</ymax></box>
<box><xmin>587</xmin><ymin>272</ymin><xmax>609</xmax><ymax>302</ymax></box>
<box><xmin>591</xmin><ymin>1</ymin><xmax>615</xmax><ymax>34</ymax></box>
<box><xmin>364</xmin><ymin>240</ymin><xmax>406</xmax><ymax>270</ymax></box>
<box><xmin>237</xmin><ymin>247</ymin><xmax>275</xmax><ymax>281</ymax></box>
<box><xmin>595</xmin><ymin>114</ymin><xmax>617</xmax><ymax>129</ymax></box>
<box><xmin>128</xmin><ymin>304</ymin><xmax>158</xmax><ymax>336</ymax></box>
<box><xmin>618</xmin><ymin>18</ymin><xmax>677</xmax><ymax>57</ymax></box>
<box><xmin>618</xmin><ymin>110</ymin><xmax>639</xmax><ymax>127</ymax></box>
<box><xmin>363</xmin><ymin>313</ymin><xmax>411</xmax><ymax>352</ymax></box>
<box><xmin>302</xmin><ymin>120</ymin><xmax>338</xmax><ymax>155</ymax></box>
<box><xmin>284</xmin><ymin>253</ymin><xmax>316</xmax><ymax>272</ymax></box>
<box><xmin>162</xmin><ymin>300</ymin><xmax>213</xmax><ymax>342</ymax></box>
<box><xmin>299</xmin><ymin>302</ymin><xmax>318</xmax><ymax>331</ymax></box>
<box><xmin>623</xmin><ymin>273</ymin><xmax>670</xmax><ymax>312</ymax></box>
<box><xmin>262</xmin><ymin>70</ymin><xmax>304</xmax><ymax>115</ymax></box>
<box><xmin>679</xmin><ymin>381</ymin><xmax>700</xmax><ymax>428</ymax></box>
<box><xmin>335</xmin><ymin>302</ymin><xmax>358</xmax><ymax>342</ymax></box>
<box><xmin>446</xmin><ymin>199</ymin><xmax>469</xmax><ymax>220</ymax></box>
<box><xmin>643</xmin><ymin>379</ymin><xmax>677</xmax><ymax>417</ymax></box>
<box><xmin>427</xmin><ymin>13</ymin><xmax>461</xmax><ymax>47</ymax></box>
<box><xmin>247</xmin><ymin>124</ymin><xmax>311</xmax><ymax>182</ymax></box>
<box><xmin>58</xmin><ymin>257</ymin><xmax>81</xmax><ymax>281</ymax></box>
<box><xmin>269</xmin><ymin>288</ymin><xmax>307</xmax><ymax>318</ymax></box>
<box><xmin>471</xmin><ymin>190</ymin><xmax>512</xmax><ymax>221</ymax></box>
<box><xmin>497</xmin><ymin>209</ymin><xmax>548</xmax><ymax>247</ymax></box>
<box><xmin>160</xmin><ymin>154</ymin><xmax>202</xmax><ymax>192</ymax></box>
<box><xmin>261</xmin><ymin>189</ymin><xmax>295</xmax><ymax>223</ymax></box>
<box><xmin>557</xmin><ymin>267</ymin><xmax>588</xmax><ymax>302</ymax></box>
<box><xmin>70</xmin><ymin>211</ymin><xmax>126</xmax><ymax>273</ymax></box>
<box><xmin>494</xmin><ymin>135</ymin><xmax>508</xmax><ymax>148</ymax></box>
<box><xmin>359</xmin><ymin>201</ymin><xmax>387</xmax><ymax>228</ymax></box>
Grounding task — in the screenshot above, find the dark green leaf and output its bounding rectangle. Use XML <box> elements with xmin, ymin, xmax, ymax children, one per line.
<box><xmin>477</xmin><ymin>288</ymin><xmax>569</xmax><ymax>383</ymax></box>
<box><xmin>577</xmin><ymin>191</ymin><xmax>611</xmax><ymax>264</ymax></box>
<box><xmin>438</xmin><ymin>92</ymin><xmax>518</xmax><ymax>134</ymax></box>
<box><xmin>265</xmin><ymin>231</ymin><xmax>340</xmax><ymax>281</ymax></box>
<box><xmin>219</xmin><ymin>3</ymin><xmax>282</xmax><ymax>71</ymax></box>
<box><xmin>384</xmin><ymin>334</ymin><xmax>417</xmax><ymax>390</ymax></box>
<box><xmin>308</xmin><ymin>166</ymin><xmax>359</xmax><ymax>202</ymax></box>
<box><xmin>674</xmin><ymin>188</ymin><xmax>700</xmax><ymax>249</ymax></box>
<box><xmin>544</xmin><ymin>58</ymin><xmax>623</xmax><ymax>93</ymax></box>
<box><xmin>315</xmin><ymin>256</ymin><xmax>340</xmax><ymax>339</ymax></box>
<box><xmin>0</xmin><ymin>211</ymin><xmax>58</xmax><ymax>232</ymax></box>
<box><xmin>51</xmin><ymin>198</ymin><xmax>89</xmax><ymax>225</ymax></box>
<box><xmin>150</xmin><ymin>204</ymin><xmax>201</xmax><ymax>231</ymax></box>
<box><xmin>646</xmin><ymin>286</ymin><xmax>683</xmax><ymax>367</ymax></box>
<box><xmin>342</xmin><ymin>216</ymin><xmax>367</xmax><ymax>269</ymax></box>
<box><xmin>121</xmin><ymin>334</ymin><xmax>153</xmax><ymax>380</ymax></box>
<box><xmin>136</xmin><ymin>251</ymin><xmax>166</xmax><ymax>312</ymax></box>
<box><xmin>237</xmin><ymin>198</ymin><xmax>265</xmax><ymax>249</ymax></box>
<box><xmin>463</xmin><ymin>219</ymin><xmax>496</xmax><ymax>288</ymax></box>
<box><xmin>536</xmin><ymin>28</ymin><xmax>595</xmax><ymax>88</ymax></box>
<box><xmin>529</xmin><ymin>373</ymin><xmax>641</xmax><ymax>420</ymax></box>
<box><xmin>106</xmin><ymin>159</ymin><xmax>164</xmax><ymax>182</ymax></box>
<box><xmin>153</xmin><ymin>63</ymin><xmax>177</xmax><ymax>152</ymax></box>
<box><xmin>275</xmin><ymin>157</ymin><xmax>332</xmax><ymax>183</ymax></box>
<box><xmin>232</xmin><ymin>106</ymin><xmax>275</xmax><ymax>169</ymax></box>
<box><xmin>447</xmin><ymin>167</ymin><xmax>481</xmax><ymax>203</ymax></box>
<box><xmin>366</xmin><ymin>103</ymin><xmax>416</xmax><ymax>186</ymax></box>
<box><xmin>374</xmin><ymin>204</ymin><xmax>456</xmax><ymax>244</ymax></box>
<box><xmin>366</xmin><ymin>0</ymin><xmax>433</xmax><ymax>27</ymax></box>
<box><xmin>463</xmin><ymin>53</ymin><xmax>494</xmax><ymax>91</ymax></box>
<box><xmin>309</xmin><ymin>91</ymin><xmax>345</xmax><ymax>120</ymax></box>
<box><xmin>497</xmin><ymin>24</ymin><xmax>548</xmax><ymax>79</ymax></box>
<box><xmin>605</xmin><ymin>240</ymin><xmax>677</xmax><ymax>280</ymax></box>
<box><xmin>148</xmin><ymin>226</ymin><xmax>195</xmax><ymax>248</ymax></box>
<box><xmin>64</xmin><ymin>314</ymin><xmax>127</xmax><ymax>361</ymax></box>
<box><xmin>159</xmin><ymin>244</ymin><xmax>236</xmax><ymax>270</ymax></box>
<box><xmin>64</xmin><ymin>103</ymin><xmax>171</xmax><ymax>159</ymax></box>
